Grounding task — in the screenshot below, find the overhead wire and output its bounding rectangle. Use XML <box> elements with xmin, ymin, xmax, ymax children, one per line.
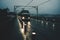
<box><xmin>37</xmin><ymin>0</ymin><xmax>50</xmax><ymax>6</ymax></box>
<box><xmin>22</xmin><ymin>0</ymin><xmax>33</xmax><ymax>10</ymax></box>
<box><xmin>21</xmin><ymin>0</ymin><xmax>50</xmax><ymax>12</ymax></box>
<box><xmin>26</xmin><ymin>0</ymin><xmax>33</xmax><ymax>6</ymax></box>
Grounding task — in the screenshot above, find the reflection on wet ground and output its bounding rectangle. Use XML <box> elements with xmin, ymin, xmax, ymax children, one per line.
<box><xmin>0</xmin><ymin>16</ymin><xmax>59</xmax><ymax>40</ymax></box>
<box><xmin>31</xmin><ymin>19</ymin><xmax>56</xmax><ymax>40</ymax></box>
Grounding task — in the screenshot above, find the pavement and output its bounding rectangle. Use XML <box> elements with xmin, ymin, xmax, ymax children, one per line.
<box><xmin>0</xmin><ymin>16</ymin><xmax>58</xmax><ymax>40</ymax></box>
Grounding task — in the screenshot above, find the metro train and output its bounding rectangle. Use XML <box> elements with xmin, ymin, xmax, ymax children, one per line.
<box><xmin>18</xmin><ymin>10</ymin><xmax>31</xmax><ymax>35</ymax></box>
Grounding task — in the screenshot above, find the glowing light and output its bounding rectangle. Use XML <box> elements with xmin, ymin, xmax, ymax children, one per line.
<box><xmin>53</xmin><ymin>24</ymin><xmax>55</xmax><ymax>27</ymax></box>
<box><xmin>41</xmin><ymin>20</ymin><xmax>43</xmax><ymax>24</ymax></box>
<box><xmin>28</xmin><ymin>17</ymin><xmax>30</xmax><ymax>19</ymax></box>
<box><xmin>46</xmin><ymin>21</ymin><xmax>48</xmax><ymax>25</ymax></box>
<box><xmin>32</xmin><ymin>32</ymin><xmax>36</xmax><ymax>35</ymax></box>
<box><xmin>22</xmin><ymin>17</ymin><xmax>25</xmax><ymax>19</ymax></box>
<box><xmin>53</xmin><ymin>23</ymin><xmax>55</xmax><ymax>30</ymax></box>
<box><xmin>28</xmin><ymin>21</ymin><xmax>31</xmax><ymax>28</ymax></box>
<box><xmin>28</xmin><ymin>21</ymin><xmax>31</xmax><ymax>25</ymax></box>
<box><xmin>17</xmin><ymin>16</ymin><xmax>31</xmax><ymax>40</ymax></box>
<box><xmin>21</xmin><ymin>29</ymin><xmax>24</xmax><ymax>33</ymax></box>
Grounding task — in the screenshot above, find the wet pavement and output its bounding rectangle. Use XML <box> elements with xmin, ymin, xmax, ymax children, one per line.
<box><xmin>0</xmin><ymin>16</ymin><xmax>59</xmax><ymax>40</ymax></box>
<box><xmin>31</xmin><ymin>19</ymin><xmax>56</xmax><ymax>40</ymax></box>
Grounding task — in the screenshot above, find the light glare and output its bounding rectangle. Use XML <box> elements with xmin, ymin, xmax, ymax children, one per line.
<box><xmin>32</xmin><ymin>32</ymin><xmax>36</xmax><ymax>35</ymax></box>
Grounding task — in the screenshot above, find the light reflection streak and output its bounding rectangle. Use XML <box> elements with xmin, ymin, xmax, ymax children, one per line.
<box><xmin>52</xmin><ymin>23</ymin><xmax>55</xmax><ymax>30</ymax></box>
<box><xmin>17</xmin><ymin>16</ymin><xmax>31</xmax><ymax>40</ymax></box>
<box><xmin>46</xmin><ymin>21</ymin><xmax>48</xmax><ymax>25</ymax></box>
<box><xmin>41</xmin><ymin>20</ymin><xmax>43</xmax><ymax>24</ymax></box>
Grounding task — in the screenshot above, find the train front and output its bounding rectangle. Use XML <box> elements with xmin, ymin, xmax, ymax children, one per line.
<box><xmin>18</xmin><ymin>10</ymin><xmax>31</xmax><ymax>40</ymax></box>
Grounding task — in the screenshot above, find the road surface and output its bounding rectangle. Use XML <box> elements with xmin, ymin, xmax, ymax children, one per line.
<box><xmin>0</xmin><ymin>16</ymin><xmax>57</xmax><ymax>40</ymax></box>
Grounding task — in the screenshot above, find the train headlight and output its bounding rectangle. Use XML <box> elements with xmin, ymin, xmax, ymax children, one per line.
<box><xmin>28</xmin><ymin>21</ymin><xmax>31</xmax><ymax>25</ymax></box>
<box><xmin>22</xmin><ymin>17</ymin><xmax>25</xmax><ymax>19</ymax></box>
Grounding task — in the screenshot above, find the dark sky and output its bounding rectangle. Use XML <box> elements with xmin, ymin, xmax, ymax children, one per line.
<box><xmin>0</xmin><ymin>0</ymin><xmax>60</xmax><ymax>14</ymax></box>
